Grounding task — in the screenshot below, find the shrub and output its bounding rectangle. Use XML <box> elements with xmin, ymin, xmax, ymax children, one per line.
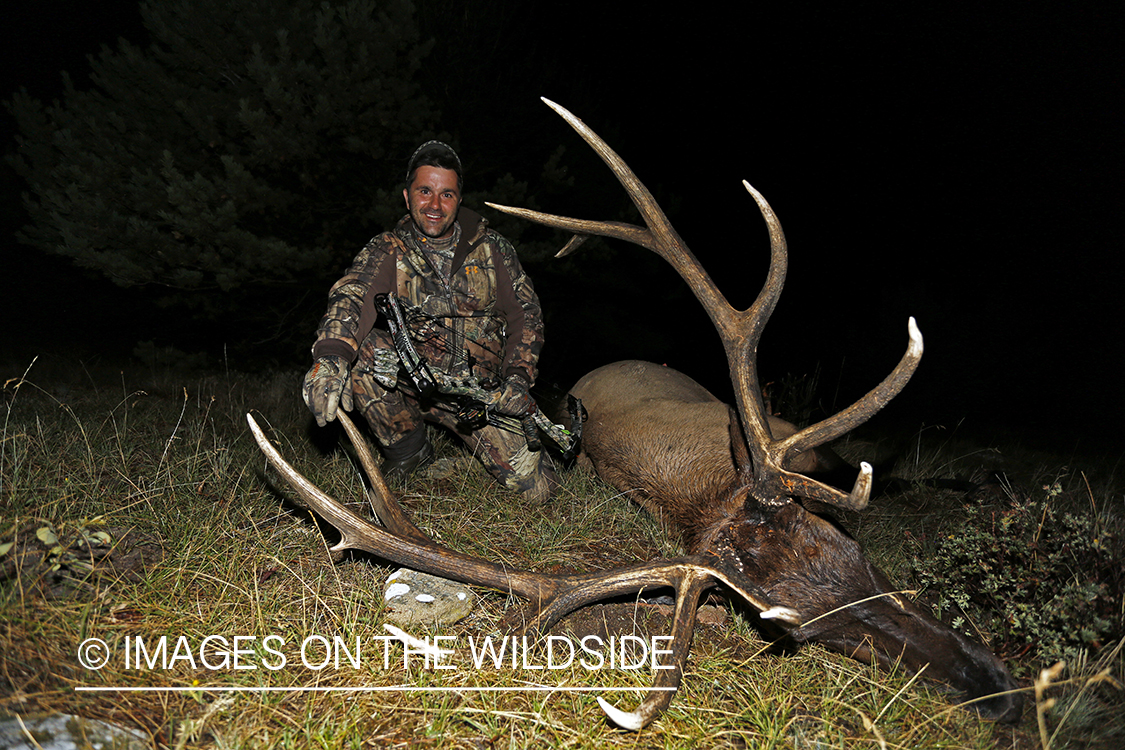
<box><xmin>910</xmin><ymin>475</ymin><xmax>1123</xmax><ymax>674</ymax></box>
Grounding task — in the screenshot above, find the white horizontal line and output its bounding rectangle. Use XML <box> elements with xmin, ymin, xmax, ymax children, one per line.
<box><xmin>76</xmin><ymin>686</ymin><xmax>675</xmax><ymax>693</ymax></box>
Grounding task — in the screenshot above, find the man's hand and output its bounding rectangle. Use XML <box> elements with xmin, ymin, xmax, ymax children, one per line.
<box><xmin>303</xmin><ymin>355</ymin><xmax>353</xmax><ymax>427</ymax></box>
<box><xmin>492</xmin><ymin>374</ymin><xmax>534</xmax><ymax>417</ymax></box>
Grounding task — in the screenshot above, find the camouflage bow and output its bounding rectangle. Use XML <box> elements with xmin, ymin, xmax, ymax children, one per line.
<box><xmin>365</xmin><ymin>294</ymin><xmax>583</xmax><ymax>458</ymax></box>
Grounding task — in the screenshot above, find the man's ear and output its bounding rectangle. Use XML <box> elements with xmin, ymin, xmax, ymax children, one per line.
<box><xmin>402</xmin><ymin>187</ymin><xmax>409</xmax><ymax>209</ymax></box>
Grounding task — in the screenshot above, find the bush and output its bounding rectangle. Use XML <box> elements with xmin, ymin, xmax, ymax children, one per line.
<box><xmin>910</xmin><ymin>475</ymin><xmax>1123</xmax><ymax>673</ymax></box>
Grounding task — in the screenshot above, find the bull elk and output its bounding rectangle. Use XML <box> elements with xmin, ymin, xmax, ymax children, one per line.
<box><xmin>248</xmin><ymin>99</ymin><xmax>1022</xmax><ymax>729</ymax></box>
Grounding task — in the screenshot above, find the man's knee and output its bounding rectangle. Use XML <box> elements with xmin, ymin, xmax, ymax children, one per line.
<box><xmin>501</xmin><ymin>447</ymin><xmax>558</xmax><ymax>503</ymax></box>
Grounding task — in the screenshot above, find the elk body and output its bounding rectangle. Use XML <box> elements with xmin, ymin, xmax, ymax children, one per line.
<box><xmin>568</xmin><ymin>359</ymin><xmax>1022</xmax><ymax>721</ymax></box>
<box><xmin>568</xmin><ymin>360</ymin><xmax>849</xmax><ymax>525</ymax></box>
<box><xmin>250</xmin><ymin>99</ymin><xmax>1022</xmax><ymax>730</ymax></box>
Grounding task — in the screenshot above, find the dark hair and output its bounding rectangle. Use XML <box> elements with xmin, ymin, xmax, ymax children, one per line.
<box><xmin>405</xmin><ymin>140</ymin><xmax>463</xmax><ymax>192</ymax></box>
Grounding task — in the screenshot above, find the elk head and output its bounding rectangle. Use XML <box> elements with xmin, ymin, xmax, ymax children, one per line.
<box><xmin>728</xmin><ymin>500</ymin><xmax>1023</xmax><ymax>716</ymax></box>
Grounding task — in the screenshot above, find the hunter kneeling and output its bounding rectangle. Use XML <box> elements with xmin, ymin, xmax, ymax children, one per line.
<box><xmin>303</xmin><ymin>141</ymin><xmax>556</xmax><ymax>502</ymax></box>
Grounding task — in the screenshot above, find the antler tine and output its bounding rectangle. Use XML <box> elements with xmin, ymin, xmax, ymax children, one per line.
<box><xmin>778</xmin><ymin>318</ymin><xmax>923</xmax><ymax>459</ymax></box>
<box><xmin>597</xmin><ymin>571</ymin><xmax>710</xmax><ymax>729</ymax></box>
<box><xmin>536</xmin><ymin>99</ymin><xmax>706</xmax><ymax>287</ymax></box>
<box><xmin>247</xmin><ymin>413</ymin><xmax>562</xmax><ymax>601</ymax></box>
<box><xmin>765</xmin><ymin>317</ymin><xmax>924</xmax><ymax>510</ymax></box>
<box><xmin>594</xmin><ymin>565</ymin><xmax>800</xmax><ymax>730</ymax></box>
<box><xmin>487</xmin><ymin>99</ymin><xmax>736</xmax><ymax>339</ymax></box>
<box><xmin>733</xmin><ymin>180</ymin><xmax>790</xmax><ymax>471</ymax></box>
<box><xmin>334</xmin><ymin>410</ymin><xmax>430</xmax><ymax>542</ymax></box>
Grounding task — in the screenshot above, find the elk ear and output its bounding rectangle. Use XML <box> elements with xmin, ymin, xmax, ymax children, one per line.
<box><xmin>727</xmin><ymin>405</ymin><xmax>754</xmax><ymax>480</ymax></box>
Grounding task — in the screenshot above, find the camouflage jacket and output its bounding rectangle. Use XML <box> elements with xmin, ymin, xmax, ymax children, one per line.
<box><xmin>312</xmin><ymin>207</ymin><xmax>545</xmax><ymax>385</ymax></box>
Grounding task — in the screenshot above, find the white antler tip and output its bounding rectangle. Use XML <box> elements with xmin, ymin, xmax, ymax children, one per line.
<box><xmin>907</xmin><ymin>316</ymin><xmax>923</xmax><ymax>355</ymax></box>
<box><xmin>760</xmin><ymin>606</ymin><xmax>800</xmax><ymax>623</ymax></box>
<box><xmin>859</xmin><ymin>461</ymin><xmax>873</xmax><ymax>476</ymax></box>
<box><xmin>541</xmin><ymin>97</ymin><xmax>574</xmax><ymax>122</ymax></box>
<box><xmin>596</xmin><ymin>697</ymin><xmax>646</xmax><ymax>731</ymax></box>
<box><xmin>740</xmin><ymin>180</ymin><xmax>776</xmax><ymax>220</ymax></box>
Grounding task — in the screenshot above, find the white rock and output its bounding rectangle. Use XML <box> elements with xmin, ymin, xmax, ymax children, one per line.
<box><xmin>381</xmin><ymin>568</ymin><xmax>474</xmax><ymax>626</ymax></box>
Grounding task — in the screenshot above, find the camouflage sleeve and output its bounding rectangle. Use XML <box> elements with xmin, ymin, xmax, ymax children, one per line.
<box><xmin>311</xmin><ymin>234</ymin><xmax>396</xmax><ymax>363</ymax></box>
<box><xmin>490</xmin><ymin>232</ymin><xmax>545</xmax><ymax>386</ymax></box>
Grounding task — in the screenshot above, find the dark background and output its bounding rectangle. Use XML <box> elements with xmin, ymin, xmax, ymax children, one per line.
<box><xmin>3</xmin><ymin>1</ymin><xmax>1122</xmax><ymax>458</ymax></box>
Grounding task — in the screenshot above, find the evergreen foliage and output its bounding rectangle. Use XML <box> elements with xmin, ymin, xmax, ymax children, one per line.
<box><xmin>6</xmin><ymin>0</ymin><xmax>436</xmax><ymax>323</ymax></box>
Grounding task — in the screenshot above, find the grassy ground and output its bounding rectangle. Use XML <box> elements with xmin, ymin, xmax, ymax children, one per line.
<box><xmin>2</xmin><ymin>356</ymin><xmax>1122</xmax><ymax>748</ymax></box>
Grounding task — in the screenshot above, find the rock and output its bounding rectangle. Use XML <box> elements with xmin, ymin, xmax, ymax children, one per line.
<box><xmin>697</xmin><ymin>604</ymin><xmax>728</xmax><ymax>627</ymax></box>
<box><xmin>382</xmin><ymin>568</ymin><xmax>474</xmax><ymax>627</ymax></box>
<box><xmin>0</xmin><ymin>713</ymin><xmax>147</xmax><ymax>750</ymax></box>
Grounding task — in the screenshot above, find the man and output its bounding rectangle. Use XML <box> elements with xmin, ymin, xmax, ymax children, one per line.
<box><xmin>303</xmin><ymin>141</ymin><xmax>556</xmax><ymax>501</ymax></box>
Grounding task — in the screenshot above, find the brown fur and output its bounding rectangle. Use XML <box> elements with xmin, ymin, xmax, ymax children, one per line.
<box><xmin>570</xmin><ymin>361</ymin><xmax>842</xmax><ymax>539</ymax></box>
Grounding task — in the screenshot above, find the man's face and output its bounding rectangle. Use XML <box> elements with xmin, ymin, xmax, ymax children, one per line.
<box><xmin>403</xmin><ymin>165</ymin><xmax>461</xmax><ymax>239</ymax></box>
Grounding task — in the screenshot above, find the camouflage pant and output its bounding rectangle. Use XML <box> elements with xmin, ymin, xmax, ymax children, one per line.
<box><xmin>351</xmin><ymin>330</ymin><xmax>557</xmax><ymax>501</ymax></box>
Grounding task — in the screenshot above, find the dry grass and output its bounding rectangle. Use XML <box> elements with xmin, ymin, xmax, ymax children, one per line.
<box><xmin>2</xmin><ymin>358</ymin><xmax>1122</xmax><ymax>748</ymax></box>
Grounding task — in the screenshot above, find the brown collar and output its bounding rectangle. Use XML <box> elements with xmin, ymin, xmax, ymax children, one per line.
<box><xmin>452</xmin><ymin>206</ymin><xmax>486</xmax><ymax>272</ymax></box>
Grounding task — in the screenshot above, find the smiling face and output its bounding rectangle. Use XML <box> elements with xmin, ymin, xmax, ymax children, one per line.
<box><xmin>404</xmin><ymin>165</ymin><xmax>461</xmax><ymax>239</ymax></box>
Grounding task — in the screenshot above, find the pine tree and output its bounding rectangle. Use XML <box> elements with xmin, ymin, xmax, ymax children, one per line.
<box><xmin>7</xmin><ymin>0</ymin><xmax>437</xmax><ymax>335</ymax></box>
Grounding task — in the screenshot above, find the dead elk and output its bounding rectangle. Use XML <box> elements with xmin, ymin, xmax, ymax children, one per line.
<box><xmin>567</xmin><ymin>360</ymin><xmax>1023</xmax><ymax>721</ymax></box>
<box><xmin>486</xmin><ymin>99</ymin><xmax>1023</xmax><ymax>723</ymax></box>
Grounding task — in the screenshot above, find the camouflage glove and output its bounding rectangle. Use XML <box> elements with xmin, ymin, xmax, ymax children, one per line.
<box><xmin>492</xmin><ymin>374</ymin><xmax>534</xmax><ymax>417</ymax></box>
<box><xmin>302</xmin><ymin>355</ymin><xmax>353</xmax><ymax>427</ymax></box>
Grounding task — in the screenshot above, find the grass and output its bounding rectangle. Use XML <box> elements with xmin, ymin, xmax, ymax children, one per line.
<box><xmin>2</xmin><ymin>356</ymin><xmax>1122</xmax><ymax>748</ymax></box>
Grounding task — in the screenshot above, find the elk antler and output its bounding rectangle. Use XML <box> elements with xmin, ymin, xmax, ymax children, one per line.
<box><xmin>248</xmin><ymin>411</ymin><xmax>798</xmax><ymax>728</ymax></box>
<box><xmin>486</xmin><ymin>98</ymin><xmax>923</xmax><ymax>512</ymax></box>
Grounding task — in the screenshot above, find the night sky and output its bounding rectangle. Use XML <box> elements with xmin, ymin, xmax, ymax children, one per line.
<box><xmin>4</xmin><ymin>2</ymin><xmax>1122</xmax><ymax>458</ymax></box>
